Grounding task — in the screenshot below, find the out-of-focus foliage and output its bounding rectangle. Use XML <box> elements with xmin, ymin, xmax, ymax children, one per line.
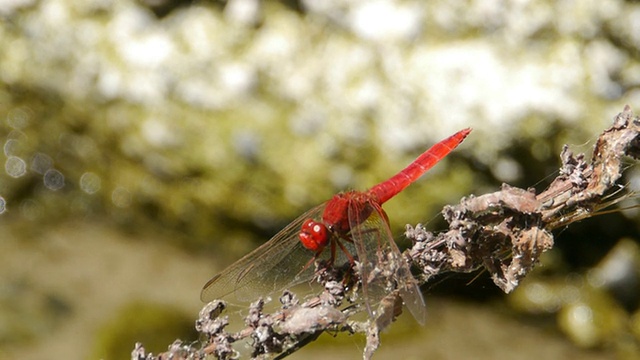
<box><xmin>92</xmin><ymin>302</ymin><xmax>196</xmax><ymax>359</ymax></box>
<box><xmin>510</xmin><ymin>239</ymin><xmax>640</xmax><ymax>351</ymax></box>
<box><xmin>2</xmin><ymin>0</ymin><xmax>639</xmax><ymax>251</ymax></box>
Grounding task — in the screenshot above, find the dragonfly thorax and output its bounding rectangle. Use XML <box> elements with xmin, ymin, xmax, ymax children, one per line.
<box><xmin>322</xmin><ymin>192</ymin><xmax>358</xmax><ymax>234</ymax></box>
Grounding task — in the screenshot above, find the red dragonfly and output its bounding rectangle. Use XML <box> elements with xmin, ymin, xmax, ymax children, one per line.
<box><xmin>201</xmin><ymin>128</ymin><xmax>471</xmax><ymax>324</ymax></box>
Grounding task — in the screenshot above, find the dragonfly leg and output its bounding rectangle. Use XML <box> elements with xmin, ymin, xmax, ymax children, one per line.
<box><xmin>300</xmin><ymin>251</ymin><xmax>321</xmax><ymax>272</ymax></box>
<box><xmin>335</xmin><ymin>238</ymin><xmax>355</xmax><ymax>264</ymax></box>
<box><xmin>329</xmin><ymin>238</ymin><xmax>337</xmax><ymax>264</ymax></box>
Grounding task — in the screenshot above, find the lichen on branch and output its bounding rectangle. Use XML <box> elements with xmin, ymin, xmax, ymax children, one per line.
<box><xmin>134</xmin><ymin>106</ymin><xmax>640</xmax><ymax>360</ymax></box>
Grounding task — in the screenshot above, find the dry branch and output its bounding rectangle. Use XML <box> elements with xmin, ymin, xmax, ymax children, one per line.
<box><xmin>133</xmin><ymin>106</ymin><xmax>640</xmax><ymax>360</ymax></box>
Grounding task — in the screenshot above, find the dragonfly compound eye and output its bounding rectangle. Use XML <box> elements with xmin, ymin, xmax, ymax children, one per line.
<box><xmin>299</xmin><ymin>219</ymin><xmax>329</xmax><ymax>252</ymax></box>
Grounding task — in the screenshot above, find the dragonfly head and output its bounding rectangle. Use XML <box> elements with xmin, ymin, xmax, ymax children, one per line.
<box><xmin>299</xmin><ymin>219</ymin><xmax>329</xmax><ymax>252</ymax></box>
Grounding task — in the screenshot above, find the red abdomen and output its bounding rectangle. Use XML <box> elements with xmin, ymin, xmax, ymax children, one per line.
<box><xmin>368</xmin><ymin>128</ymin><xmax>471</xmax><ymax>204</ymax></box>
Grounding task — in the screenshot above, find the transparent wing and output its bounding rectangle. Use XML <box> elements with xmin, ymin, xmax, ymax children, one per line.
<box><xmin>348</xmin><ymin>200</ymin><xmax>426</xmax><ymax>324</ymax></box>
<box><xmin>201</xmin><ymin>204</ymin><xmax>328</xmax><ymax>304</ymax></box>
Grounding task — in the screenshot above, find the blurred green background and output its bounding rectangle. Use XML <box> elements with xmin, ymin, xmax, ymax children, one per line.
<box><xmin>1</xmin><ymin>0</ymin><xmax>640</xmax><ymax>359</ymax></box>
